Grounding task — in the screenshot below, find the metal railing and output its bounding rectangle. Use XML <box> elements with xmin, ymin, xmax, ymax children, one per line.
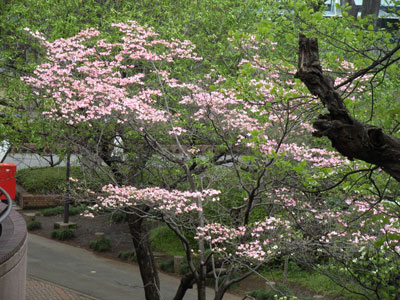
<box><xmin>0</xmin><ymin>187</ymin><xmax>12</xmax><ymax>224</ymax></box>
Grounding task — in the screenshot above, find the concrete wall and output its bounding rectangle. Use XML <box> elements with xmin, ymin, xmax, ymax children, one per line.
<box><xmin>0</xmin><ymin>204</ymin><xmax>27</xmax><ymax>300</ymax></box>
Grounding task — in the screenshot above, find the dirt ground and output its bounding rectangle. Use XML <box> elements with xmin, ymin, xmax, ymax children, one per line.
<box><xmin>25</xmin><ymin>212</ymin><xmax>134</xmax><ymax>260</ymax></box>
<box><xmin>23</xmin><ymin>211</ymin><xmax>341</xmax><ymax>299</ymax></box>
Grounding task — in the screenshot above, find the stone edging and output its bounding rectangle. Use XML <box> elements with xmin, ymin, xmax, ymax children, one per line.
<box><xmin>16</xmin><ymin>184</ymin><xmax>63</xmax><ymax>209</ymax></box>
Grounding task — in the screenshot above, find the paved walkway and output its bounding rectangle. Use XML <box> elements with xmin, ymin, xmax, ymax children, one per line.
<box><xmin>28</xmin><ymin>234</ymin><xmax>242</xmax><ymax>300</ymax></box>
<box><xmin>27</xmin><ymin>276</ymin><xmax>97</xmax><ymax>300</ymax></box>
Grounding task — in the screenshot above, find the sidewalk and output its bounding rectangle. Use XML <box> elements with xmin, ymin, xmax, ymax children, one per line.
<box><xmin>27</xmin><ymin>276</ymin><xmax>98</xmax><ymax>300</ymax></box>
<box><xmin>28</xmin><ymin>234</ymin><xmax>242</xmax><ymax>300</ymax></box>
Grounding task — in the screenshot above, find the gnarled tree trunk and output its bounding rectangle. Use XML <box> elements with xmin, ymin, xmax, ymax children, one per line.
<box><xmin>295</xmin><ymin>34</ymin><xmax>400</xmax><ymax>183</ymax></box>
<box><xmin>127</xmin><ymin>212</ymin><xmax>160</xmax><ymax>300</ymax></box>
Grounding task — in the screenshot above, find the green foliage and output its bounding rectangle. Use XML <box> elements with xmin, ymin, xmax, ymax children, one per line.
<box><xmin>41</xmin><ymin>206</ymin><xmax>64</xmax><ymax>216</ymax></box>
<box><xmin>265</xmin><ymin>263</ymin><xmax>365</xmax><ymax>299</ymax></box>
<box><xmin>179</xmin><ymin>261</ymin><xmax>190</xmax><ymax>275</ymax></box>
<box><xmin>248</xmin><ymin>284</ymin><xmax>293</xmax><ymax>300</ymax></box>
<box><xmin>41</xmin><ymin>205</ymin><xmax>87</xmax><ymax>216</ymax></box>
<box><xmin>109</xmin><ymin>210</ymin><xmax>126</xmax><ymax>224</ymax></box>
<box><xmin>27</xmin><ymin>220</ymin><xmax>41</xmax><ymax>231</ymax></box>
<box><xmin>150</xmin><ymin>226</ymin><xmax>185</xmax><ymax>256</ymax></box>
<box><xmin>51</xmin><ymin>228</ymin><xmax>75</xmax><ymax>240</ymax></box>
<box><xmin>17</xmin><ymin>167</ymin><xmax>84</xmax><ymax>194</ymax></box>
<box><xmin>89</xmin><ymin>237</ymin><xmax>111</xmax><ymax>252</ymax></box>
<box><xmin>159</xmin><ymin>259</ymin><xmax>174</xmax><ymax>273</ymax></box>
<box><xmin>118</xmin><ymin>250</ymin><xmax>137</xmax><ymax>262</ymax></box>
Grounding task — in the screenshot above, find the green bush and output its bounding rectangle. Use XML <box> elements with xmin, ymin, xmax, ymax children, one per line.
<box><xmin>41</xmin><ymin>206</ymin><xmax>64</xmax><ymax>216</ymax></box>
<box><xmin>51</xmin><ymin>228</ymin><xmax>75</xmax><ymax>240</ymax></box>
<box><xmin>17</xmin><ymin>166</ymin><xmax>84</xmax><ymax>194</ymax></box>
<box><xmin>89</xmin><ymin>237</ymin><xmax>111</xmax><ymax>252</ymax></box>
<box><xmin>118</xmin><ymin>250</ymin><xmax>137</xmax><ymax>262</ymax></box>
<box><xmin>247</xmin><ymin>284</ymin><xmax>293</xmax><ymax>300</ymax></box>
<box><xmin>151</xmin><ymin>226</ymin><xmax>185</xmax><ymax>256</ymax></box>
<box><xmin>159</xmin><ymin>259</ymin><xmax>174</xmax><ymax>273</ymax></box>
<box><xmin>41</xmin><ymin>205</ymin><xmax>87</xmax><ymax>216</ymax></box>
<box><xmin>27</xmin><ymin>220</ymin><xmax>41</xmax><ymax>231</ymax></box>
<box><xmin>17</xmin><ymin>166</ymin><xmax>109</xmax><ymax>195</ymax></box>
<box><xmin>109</xmin><ymin>210</ymin><xmax>126</xmax><ymax>224</ymax></box>
<box><xmin>179</xmin><ymin>262</ymin><xmax>190</xmax><ymax>275</ymax></box>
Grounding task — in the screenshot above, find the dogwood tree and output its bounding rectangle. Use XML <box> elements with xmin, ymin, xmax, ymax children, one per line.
<box><xmin>22</xmin><ymin>16</ymin><xmax>400</xmax><ymax>300</ymax></box>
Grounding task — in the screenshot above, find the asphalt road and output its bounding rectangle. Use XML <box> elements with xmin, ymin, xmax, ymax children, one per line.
<box><xmin>27</xmin><ymin>234</ymin><xmax>242</xmax><ymax>300</ymax></box>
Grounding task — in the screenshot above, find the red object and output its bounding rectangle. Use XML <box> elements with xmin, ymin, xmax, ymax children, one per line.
<box><xmin>0</xmin><ymin>163</ymin><xmax>16</xmax><ymax>200</ymax></box>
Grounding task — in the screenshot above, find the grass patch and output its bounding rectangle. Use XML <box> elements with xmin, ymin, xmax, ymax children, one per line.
<box><xmin>17</xmin><ymin>166</ymin><xmax>84</xmax><ymax>194</ymax></box>
<box><xmin>51</xmin><ymin>228</ymin><xmax>75</xmax><ymax>240</ymax></box>
<box><xmin>150</xmin><ymin>225</ymin><xmax>185</xmax><ymax>256</ymax></box>
<box><xmin>89</xmin><ymin>237</ymin><xmax>111</xmax><ymax>252</ymax></box>
<box><xmin>27</xmin><ymin>220</ymin><xmax>41</xmax><ymax>231</ymax></box>
<box><xmin>41</xmin><ymin>205</ymin><xmax>87</xmax><ymax>216</ymax></box>
<box><xmin>265</xmin><ymin>263</ymin><xmax>368</xmax><ymax>299</ymax></box>
<box><xmin>17</xmin><ymin>166</ymin><xmax>110</xmax><ymax>195</ymax></box>
<box><xmin>118</xmin><ymin>250</ymin><xmax>137</xmax><ymax>262</ymax></box>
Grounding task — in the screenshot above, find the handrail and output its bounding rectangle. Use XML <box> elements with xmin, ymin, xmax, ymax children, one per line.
<box><xmin>0</xmin><ymin>187</ymin><xmax>12</xmax><ymax>224</ymax></box>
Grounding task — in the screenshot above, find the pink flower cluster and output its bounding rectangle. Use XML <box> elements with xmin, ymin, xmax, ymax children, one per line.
<box><xmin>97</xmin><ymin>185</ymin><xmax>220</xmax><ymax>215</ymax></box>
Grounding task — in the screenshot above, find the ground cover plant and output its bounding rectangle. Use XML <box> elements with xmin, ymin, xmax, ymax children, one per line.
<box><xmin>4</xmin><ymin>1</ymin><xmax>400</xmax><ymax>300</ymax></box>
<box><xmin>41</xmin><ymin>205</ymin><xmax>87</xmax><ymax>217</ymax></box>
<box><xmin>89</xmin><ymin>237</ymin><xmax>112</xmax><ymax>252</ymax></box>
<box><xmin>17</xmin><ymin>166</ymin><xmax>83</xmax><ymax>194</ymax></box>
<box><xmin>27</xmin><ymin>220</ymin><xmax>41</xmax><ymax>231</ymax></box>
<box><xmin>51</xmin><ymin>228</ymin><xmax>76</xmax><ymax>241</ymax></box>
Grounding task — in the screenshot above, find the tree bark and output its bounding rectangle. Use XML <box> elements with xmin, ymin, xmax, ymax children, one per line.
<box><xmin>295</xmin><ymin>34</ymin><xmax>400</xmax><ymax>183</ymax></box>
<box><xmin>127</xmin><ymin>213</ymin><xmax>160</xmax><ymax>300</ymax></box>
<box><xmin>361</xmin><ymin>0</ymin><xmax>380</xmax><ymax>18</ymax></box>
<box><xmin>340</xmin><ymin>0</ymin><xmax>359</xmax><ymax>18</ymax></box>
<box><xmin>173</xmin><ymin>273</ymin><xmax>196</xmax><ymax>300</ymax></box>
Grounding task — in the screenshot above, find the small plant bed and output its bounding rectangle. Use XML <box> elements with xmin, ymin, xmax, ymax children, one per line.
<box><xmin>51</xmin><ymin>228</ymin><xmax>76</xmax><ymax>240</ymax></box>
<box><xmin>41</xmin><ymin>205</ymin><xmax>87</xmax><ymax>216</ymax></box>
<box><xmin>23</xmin><ymin>210</ymin><xmax>134</xmax><ymax>261</ymax></box>
<box><xmin>89</xmin><ymin>237</ymin><xmax>111</xmax><ymax>252</ymax></box>
<box><xmin>27</xmin><ymin>220</ymin><xmax>42</xmax><ymax>231</ymax></box>
<box><xmin>118</xmin><ymin>250</ymin><xmax>137</xmax><ymax>262</ymax></box>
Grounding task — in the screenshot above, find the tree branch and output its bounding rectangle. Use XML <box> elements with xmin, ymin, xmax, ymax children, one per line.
<box><xmin>295</xmin><ymin>34</ymin><xmax>400</xmax><ymax>182</ymax></box>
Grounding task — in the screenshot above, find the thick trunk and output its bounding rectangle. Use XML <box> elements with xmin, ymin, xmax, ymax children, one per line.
<box><xmin>295</xmin><ymin>34</ymin><xmax>400</xmax><ymax>183</ymax></box>
<box><xmin>173</xmin><ymin>273</ymin><xmax>196</xmax><ymax>300</ymax></box>
<box><xmin>197</xmin><ymin>274</ymin><xmax>207</xmax><ymax>300</ymax></box>
<box><xmin>340</xmin><ymin>0</ymin><xmax>359</xmax><ymax>18</ymax></box>
<box><xmin>213</xmin><ymin>284</ymin><xmax>229</xmax><ymax>300</ymax></box>
<box><xmin>127</xmin><ymin>213</ymin><xmax>160</xmax><ymax>300</ymax></box>
<box><xmin>361</xmin><ymin>0</ymin><xmax>380</xmax><ymax>18</ymax></box>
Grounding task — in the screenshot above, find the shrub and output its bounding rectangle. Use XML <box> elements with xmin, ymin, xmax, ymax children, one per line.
<box><xmin>118</xmin><ymin>250</ymin><xmax>137</xmax><ymax>262</ymax></box>
<box><xmin>51</xmin><ymin>228</ymin><xmax>75</xmax><ymax>240</ymax></box>
<box><xmin>159</xmin><ymin>259</ymin><xmax>174</xmax><ymax>273</ymax></box>
<box><xmin>41</xmin><ymin>206</ymin><xmax>64</xmax><ymax>216</ymax></box>
<box><xmin>89</xmin><ymin>237</ymin><xmax>111</xmax><ymax>252</ymax></box>
<box><xmin>179</xmin><ymin>262</ymin><xmax>190</xmax><ymax>275</ymax></box>
<box><xmin>151</xmin><ymin>226</ymin><xmax>185</xmax><ymax>256</ymax></box>
<box><xmin>17</xmin><ymin>166</ymin><xmax>83</xmax><ymax>194</ymax></box>
<box><xmin>247</xmin><ymin>284</ymin><xmax>293</xmax><ymax>300</ymax></box>
<box><xmin>41</xmin><ymin>205</ymin><xmax>87</xmax><ymax>216</ymax></box>
<box><xmin>69</xmin><ymin>205</ymin><xmax>87</xmax><ymax>215</ymax></box>
<box><xmin>109</xmin><ymin>210</ymin><xmax>126</xmax><ymax>224</ymax></box>
<box><xmin>27</xmin><ymin>220</ymin><xmax>41</xmax><ymax>231</ymax></box>
<box><xmin>17</xmin><ymin>166</ymin><xmax>110</xmax><ymax>195</ymax></box>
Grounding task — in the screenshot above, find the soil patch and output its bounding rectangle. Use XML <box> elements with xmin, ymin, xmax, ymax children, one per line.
<box><xmin>25</xmin><ymin>211</ymin><xmax>134</xmax><ymax>260</ymax></box>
